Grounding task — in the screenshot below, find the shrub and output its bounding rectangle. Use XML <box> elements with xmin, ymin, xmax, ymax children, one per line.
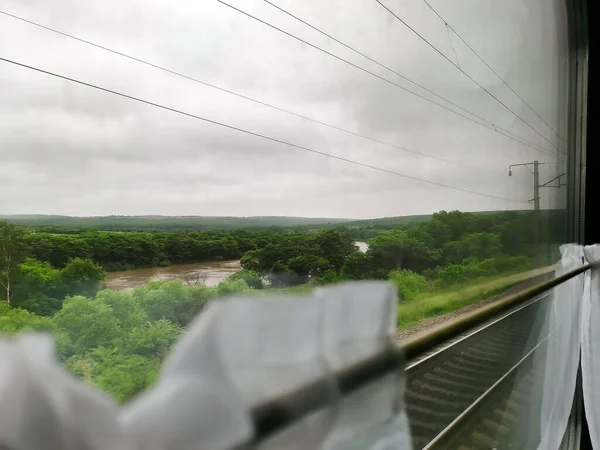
<box><xmin>493</xmin><ymin>255</ymin><xmax>531</xmax><ymax>273</ymax></box>
<box><xmin>388</xmin><ymin>269</ymin><xmax>429</xmax><ymax>301</ymax></box>
<box><xmin>121</xmin><ymin>320</ymin><xmax>182</xmax><ymax>360</ymax></box>
<box><xmin>132</xmin><ymin>281</ymin><xmax>196</xmax><ymax>326</ymax></box>
<box><xmin>215</xmin><ymin>278</ymin><xmax>250</xmax><ymax>296</ymax></box>
<box><xmin>69</xmin><ymin>348</ymin><xmax>158</xmax><ymax>403</ymax></box>
<box><xmin>53</xmin><ymin>296</ymin><xmax>125</xmax><ymax>356</ymax></box>
<box><xmin>435</xmin><ymin>264</ymin><xmax>466</xmax><ymax>287</ymax></box>
<box><xmin>0</xmin><ymin>306</ymin><xmax>54</xmax><ymax>335</ymax></box>
<box><xmin>229</xmin><ymin>269</ymin><xmax>263</xmax><ymax>289</ymax></box>
<box><xmin>310</xmin><ymin>269</ymin><xmax>342</xmax><ymax>286</ymax></box>
<box><xmin>16</xmin><ymin>294</ymin><xmax>62</xmax><ymax>317</ymax></box>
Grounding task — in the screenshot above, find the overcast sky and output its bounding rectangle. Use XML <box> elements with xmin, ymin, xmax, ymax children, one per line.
<box><xmin>0</xmin><ymin>0</ymin><xmax>569</xmax><ymax>218</ymax></box>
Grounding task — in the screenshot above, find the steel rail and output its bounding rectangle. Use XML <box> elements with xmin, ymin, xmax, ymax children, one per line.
<box><xmin>401</xmin><ymin>263</ymin><xmax>591</xmax><ymax>360</ymax></box>
<box><xmin>421</xmin><ymin>330</ymin><xmax>553</xmax><ymax>449</ymax></box>
<box><xmin>248</xmin><ymin>263</ymin><xmax>591</xmax><ymax>443</ymax></box>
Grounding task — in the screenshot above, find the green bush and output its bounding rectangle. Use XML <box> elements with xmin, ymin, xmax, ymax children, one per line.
<box><xmin>0</xmin><ymin>307</ymin><xmax>54</xmax><ymax>335</ymax></box>
<box><xmin>229</xmin><ymin>269</ymin><xmax>263</xmax><ymax>289</ymax></box>
<box><xmin>388</xmin><ymin>269</ymin><xmax>429</xmax><ymax>301</ymax></box>
<box><xmin>132</xmin><ymin>281</ymin><xmax>197</xmax><ymax>327</ymax></box>
<box><xmin>310</xmin><ymin>269</ymin><xmax>342</xmax><ymax>286</ymax></box>
<box><xmin>434</xmin><ymin>264</ymin><xmax>466</xmax><ymax>287</ymax></box>
<box><xmin>69</xmin><ymin>348</ymin><xmax>158</xmax><ymax>403</ymax></box>
<box><xmin>493</xmin><ymin>255</ymin><xmax>531</xmax><ymax>273</ymax></box>
<box><xmin>120</xmin><ymin>320</ymin><xmax>182</xmax><ymax>360</ymax></box>
<box><xmin>53</xmin><ymin>296</ymin><xmax>125</xmax><ymax>357</ymax></box>
<box><xmin>215</xmin><ymin>278</ymin><xmax>250</xmax><ymax>296</ymax></box>
<box><xmin>16</xmin><ymin>294</ymin><xmax>62</xmax><ymax>317</ymax></box>
<box><xmin>462</xmin><ymin>256</ymin><xmax>531</xmax><ymax>280</ymax></box>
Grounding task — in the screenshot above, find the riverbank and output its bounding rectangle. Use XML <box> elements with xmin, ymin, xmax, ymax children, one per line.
<box><xmin>104</xmin><ymin>260</ymin><xmax>241</xmax><ymax>291</ymax></box>
<box><xmin>103</xmin><ymin>241</ymin><xmax>368</xmax><ymax>291</ymax></box>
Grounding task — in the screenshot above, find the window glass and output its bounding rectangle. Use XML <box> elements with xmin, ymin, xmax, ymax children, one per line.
<box><xmin>0</xmin><ymin>0</ymin><xmax>571</xmax><ymax>445</ymax></box>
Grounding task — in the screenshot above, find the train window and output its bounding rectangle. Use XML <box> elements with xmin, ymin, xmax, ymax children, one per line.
<box><xmin>0</xmin><ymin>0</ymin><xmax>587</xmax><ymax>448</ymax></box>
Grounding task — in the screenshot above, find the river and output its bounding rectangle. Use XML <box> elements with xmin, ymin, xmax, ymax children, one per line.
<box><xmin>104</xmin><ymin>241</ymin><xmax>369</xmax><ymax>291</ymax></box>
<box><xmin>104</xmin><ymin>260</ymin><xmax>242</xmax><ymax>291</ymax></box>
<box><xmin>356</xmin><ymin>241</ymin><xmax>369</xmax><ymax>253</ymax></box>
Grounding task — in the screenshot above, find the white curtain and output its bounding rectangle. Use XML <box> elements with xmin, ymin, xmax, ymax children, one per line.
<box><xmin>5</xmin><ymin>247</ymin><xmax>600</xmax><ymax>450</ymax></box>
<box><xmin>582</xmin><ymin>244</ymin><xmax>600</xmax><ymax>449</ymax></box>
<box><xmin>537</xmin><ymin>244</ymin><xmax>586</xmax><ymax>449</ymax></box>
<box><xmin>535</xmin><ymin>242</ymin><xmax>600</xmax><ymax>450</ymax></box>
<box><xmin>0</xmin><ymin>282</ymin><xmax>412</xmax><ymax>450</ymax></box>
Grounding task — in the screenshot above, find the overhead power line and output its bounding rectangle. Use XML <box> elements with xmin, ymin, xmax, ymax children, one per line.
<box><xmin>260</xmin><ymin>1</ymin><xmax>545</xmax><ymax>172</ymax></box>
<box><xmin>0</xmin><ymin>9</ymin><xmax>506</xmax><ymax>177</ymax></box>
<box><xmin>0</xmin><ymin>56</ymin><xmax>528</xmax><ymax>204</ymax></box>
<box><xmin>214</xmin><ymin>0</ymin><xmax>557</xmax><ymax>159</ymax></box>
<box><xmin>420</xmin><ymin>0</ymin><xmax>563</xmax><ymax>141</ymax></box>
<box><xmin>262</xmin><ymin>0</ymin><xmax>533</xmax><ymax>162</ymax></box>
<box><xmin>373</xmin><ymin>0</ymin><xmax>564</xmax><ymax>155</ymax></box>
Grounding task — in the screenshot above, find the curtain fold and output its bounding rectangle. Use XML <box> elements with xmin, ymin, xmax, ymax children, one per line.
<box><xmin>0</xmin><ymin>282</ymin><xmax>412</xmax><ymax>450</ymax></box>
<box><xmin>582</xmin><ymin>245</ymin><xmax>600</xmax><ymax>449</ymax></box>
<box><xmin>4</xmin><ymin>248</ymin><xmax>600</xmax><ymax>450</ymax></box>
<box><xmin>536</xmin><ymin>244</ymin><xmax>585</xmax><ymax>449</ymax></box>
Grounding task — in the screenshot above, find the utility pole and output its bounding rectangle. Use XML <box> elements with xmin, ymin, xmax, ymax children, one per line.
<box><xmin>533</xmin><ymin>160</ymin><xmax>540</xmax><ymax>213</ymax></box>
<box><xmin>508</xmin><ymin>161</ymin><xmax>566</xmax><ymax>267</ymax></box>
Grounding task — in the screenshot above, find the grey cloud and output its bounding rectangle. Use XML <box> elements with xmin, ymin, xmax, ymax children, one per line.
<box><xmin>0</xmin><ymin>0</ymin><xmax>568</xmax><ymax>217</ymax></box>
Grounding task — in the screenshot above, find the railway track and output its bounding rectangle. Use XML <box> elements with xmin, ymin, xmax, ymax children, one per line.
<box><xmin>404</xmin><ymin>292</ymin><xmax>552</xmax><ymax>449</ymax></box>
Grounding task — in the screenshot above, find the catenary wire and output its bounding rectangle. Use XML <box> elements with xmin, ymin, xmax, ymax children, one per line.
<box><xmin>213</xmin><ymin>0</ymin><xmax>558</xmax><ymax>159</ymax></box>
<box><xmin>373</xmin><ymin>0</ymin><xmax>564</xmax><ymax>155</ymax></box>
<box><xmin>0</xmin><ymin>9</ymin><xmax>508</xmax><ymax>176</ymax></box>
<box><xmin>263</xmin><ymin>0</ymin><xmax>548</xmax><ymax>176</ymax></box>
<box><xmin>0</xmin><ymin>56</ymin><xmax>529</xmax><ymax>204</ymax></box>
<box><xmin>420</xmin><ymin>0</ymin><xmax>563</xmax><ymax>141</ymax></box>
<box><xmin>261</xmin><ymin>0</ymin><xmax>538</xmax><ymax>163</ymax></box>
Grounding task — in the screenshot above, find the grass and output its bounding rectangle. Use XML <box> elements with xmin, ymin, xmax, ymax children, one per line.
<box><xmin>262</xmin><ymin>275</ymin><xmax>524</xmax><ymax>330</ymax></box>
<box><xmin>234</xmin><ymin>264</ymin><xmax>555</xmax><ymax>331</ymax></box>
<box><xmin>396</xmin><ymin>266</ymin><xmax>553</xmax><ymax>330</ymax></box>
<box><xmin>397</xmin><ymin>282</ymin><xmax>519</xmax><ymax>330</ymax></box>
<box><xmin>244</xmin><ymin>284</ymin><xmax>315</xmax><ymax>296</ymax></box>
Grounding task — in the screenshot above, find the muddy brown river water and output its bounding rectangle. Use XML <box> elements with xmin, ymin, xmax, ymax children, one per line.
<box><xmin>104</xmin><ymin>242</ymin><xmax>368</xmax><ymax>291</ymax></box>
<box><xmin>104</xmin><ymin>260</ymin><xmax>242</xmax><ymax>291</ymax></box>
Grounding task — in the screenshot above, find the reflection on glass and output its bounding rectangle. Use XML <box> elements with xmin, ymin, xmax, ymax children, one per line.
<box><xmin>0</xmin><ymin>0</ymin><xmax>572</xmax><ymax>447</ymax></box>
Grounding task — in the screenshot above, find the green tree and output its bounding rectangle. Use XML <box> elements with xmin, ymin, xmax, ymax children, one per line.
<box><xmin>11</xmin><ymin>258</ymin><xmax>62</xmax><ymax>315</ymax></box>
<box><xmin>60</xmin><ymin>258</ymin><xmax>106</xmax><ymax>298</ymax></box>
<box><xmin>53</xmin><ymin>296</ymin><xmax>124</xmax><ymax>357</ymax></box>
<box><xmin>68</xmin><ymin>348</ymin><xmax>158</xmax><ymax>403</ymax></box>
<box><xmin>229</xmin><ymin>269</ymin><xmax>263</xmax><ymax>289</ymax></box>
<box><xmin>121</xmin><ymin>320</ymin><xmax>182</xmax><ymax>360</ymax></box>
<box><xmin>431</xmin><ymin>210</ymin><xmax>473</xmax><ymax>241</ymax></box>
<box><xmin>268</xmin><ymin>261</ymin><xmax>294</xmax><ymax>288</ymax></box>
<box><xmin>287</xmin><ymin>255</ymin><xmax>331</xmax><ymax>283</ymax></box>
<box><xmin>442</xmin><ymin>232</ymin><xmax>502</xmax><ymax>265</ymax></box>
<box><xmin>368</xmin><ymin>230</ymin><xmax>441</xmax><ymax>274</ymax></box>
<box><xmin>17</xmin><ymin>258</ymin><xmax>61</xmax><ymax>297</ymax></box>
<box><xmin>132</xmin><ymin>281</ymin><xmax>212</xmax><ymax>327</ymax></box>
<box><xmin>240</xmin><ymin>250</ymin><xmax>262</xmax><ymax>272</ymax></box>
<box><xmin>0</xmin><ymin>222</ymin><xmax>24</xmax><ymax>304</ymax></box>
<box><xmin>314</xmin><ymin>230</ymin><xmax>355</xmax><ymax>272</ymax></box>
<box><xmin>341</xmin><ymin>250</ymin><xmax>373</xmax><ymax>280</ymax></box>
<box><xmin>0</xmin><ymin>306</ymin><xmax>54</xmax><ymax>334</ymax></box>
<box><xmin>95</xmin><ymin>289</ymin><xmax>147</xmax><ymax>329</ymax></box>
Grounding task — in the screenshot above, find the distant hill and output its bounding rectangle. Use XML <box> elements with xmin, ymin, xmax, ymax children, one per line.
<box><xmin>0</xmin><ymin>210</ymin><xmax>538</xmax><ymax>232</ymax></box>
<box><xmin>0</xmin><ymin>215</ymin><xmax>354</xmax><ymax>231</ymax></box>
<box><xmin>338</xmin><ymin>214</ymin><xmax>433</xmax><ymax>229</ymax></box>
<box><xmin>336</xmin><ymin>210</ymin><xmax>536</xmax><ymax>230</ymax></box>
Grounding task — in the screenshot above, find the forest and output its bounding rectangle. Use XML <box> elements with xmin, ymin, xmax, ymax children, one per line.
<box><xmin>0</xmin><ymin>214</ymin><xmax>352</xmax><ymax>231</ymax></box>
<box><xmin>0</xmin><ymin>209</ymin><xmax>565</xmax><ymax>402</ymax></box>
